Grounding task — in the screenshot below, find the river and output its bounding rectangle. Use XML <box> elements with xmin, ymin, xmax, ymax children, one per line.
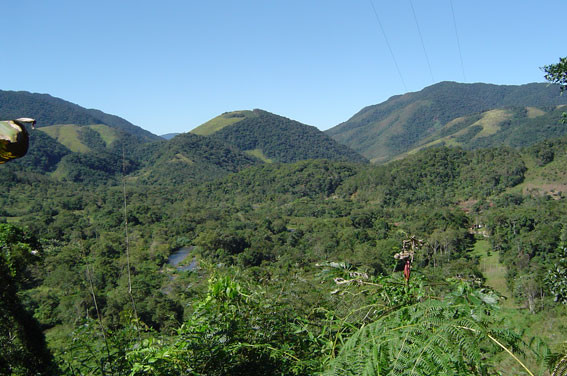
<box><xmin>167</xmin><ymin>246</ymin><xmax>197</xmax><ymax>271</ymax></box>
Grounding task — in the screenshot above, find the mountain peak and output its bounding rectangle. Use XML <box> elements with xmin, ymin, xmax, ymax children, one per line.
<box><xmin>193</xmin><ymin>109</ymin><xmax>367</xmax><ymax>164</ymax></box>
<box><xmin>326</xmin><ymin>82</ymin><xmax>567</xmax><ymax>163</ymax></box>
<box><xmin>0</xmin><ymin>90</ymin><xmax>160</xmax><ymax>141</ymax></box>
<box><xmin>191</xmin><ymin>110</ymin><xmax>258</xmax><ymax>136</ymax></box>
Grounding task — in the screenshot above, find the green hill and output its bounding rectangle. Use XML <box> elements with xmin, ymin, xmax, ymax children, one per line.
<box><xmin>132</xmin><ymin>132</ymin><xmax>262</xmax><ymax>185</ymax></box>
<box><xmin>38</xmin><ymin>124</ymin><xmax>121</xmax><ymax>153</ymax></box>
<box><xmin>5</xmin><ymin>130</ymin><xmax>567</xmax><ymax>374</ymax></box>
<box><xmin>191</xmin><ymin>110</ymin><xmax>258</xmax><ymax>136</ymax></box>
<box><xmin>160</xmin><ymin>133</ymin><xmax>180</xmax><ymax>140</ymax></box>
<box><xmin>195</xmin><ymin>109</ymin><xmax>368</xmax><ymax>164</ymax></box>
<box><xmin>326</xmin><ymin>82</ymin><xmax>567</xmax><ymax>163</ymax></box>
<box><xmin>0</xmin><ymin>90</ymin><xmax>160</xmax><ymax>141</ymax></box>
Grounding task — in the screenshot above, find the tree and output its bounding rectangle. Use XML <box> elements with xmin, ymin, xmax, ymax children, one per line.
<box><xmin>0</xmin><ymin>224</ymin><xmax>58</xmax><ymax>375</ymax></box>
<box><xmin>544</xmin><ymin>57</ymin><xmax>567</xmax><ymax>92</ymax></box>
<box><xmin>544</xmin><ymin>56</ymin><xmax>567</xmax><ymax>122</ymax></box>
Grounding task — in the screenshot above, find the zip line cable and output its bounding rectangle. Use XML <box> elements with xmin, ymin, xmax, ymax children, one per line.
<box><xmin>80</xmin><ymin>240</ymin><xmax>110</xmax><ymax>357</ymax></box>
<box><xmin>409</xmin><ymin>0</ymin><xmax>435</xmax><ymax>83</ymax></box>
<box><xmin>368</xmin><ymin>0</ymin><xmax>408</xmax><ymax>92</ymax></box>
<box><xmin>122</xmin><ymin>143</ymin><xmax>138</xmax><ymax>319</ymax></box>
<box><xmin>450</xmin><ymin>0</ymin><xmax>466</xmax><ymax>82</ymax></box>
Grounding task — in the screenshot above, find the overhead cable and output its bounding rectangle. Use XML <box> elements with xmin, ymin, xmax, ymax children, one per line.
<box><xmin>409</xmin><ymin>0</ymin><xmax>435</xmax><ymax>83</ymax></box>
<box><xmin>450</xmin><ymin>0</ymin><xmax>466</xmax><ymax>82</ymax></box>
<box><xmin>368</xmin><ymin>0</ymin><xmax>408</xmax><ymax>92</ymax></box>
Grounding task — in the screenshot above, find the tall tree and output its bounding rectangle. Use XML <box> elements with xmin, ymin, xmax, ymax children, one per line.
<box><xmin>544</xmin><ymin>57</ymin><xmax>567</xmax><ymax>91</ymax></box>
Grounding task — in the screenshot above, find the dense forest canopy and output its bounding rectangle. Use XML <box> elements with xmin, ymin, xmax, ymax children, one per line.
<box><xmin>326</xmin><ymin>82</ymin><xmax>567</xmax><ymax>163</ymax></box>
<box><xmin>3</xmin><ymin>69</ymin><xmax>567</xmax><ymax>374</ymax></box>
<box><xmin>0</xmin><ymin>90</ymin><xmax>160</xmax><ymax>140</ymax></box>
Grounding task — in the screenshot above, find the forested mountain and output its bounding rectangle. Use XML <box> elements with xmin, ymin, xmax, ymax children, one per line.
<box><xmin>159</xmin><ymin>133</ymin><xmax>180</xmax><ymax>140</ymax></box>
<box><xmin>327</xmin><ymin>82</ymin><xmax>567</xmax><ymax>163</ymax></box>
<box><xmin>6</xmin><ymin>127</ymin><xmax>261</xmax><ymax>185</ymax></box>
<box><xmin>4</xmin><ymin>127</ymin><xmax>567</xmax><ymax>374</ymax></box>
<box><xmin>1</xmin><ymin>92</ymin><xmax>368</xmax><ymax>185</ymax></box>
<box><xmin>132</xmin><ymin>132</ymin><xmax>261</xmax><ymax>185</ymax></box>
<box><xmin>4</xmin><ymin>135</ymin><xmax>567</xmax><ymax>374</ymax></box>
<box><xmin>0</xmin><ymin>91</ymin><xmax>263</xmax><ymax>184</ymax></box>
<box><xmin>192</xmin><ymin>109</ymin><xmax>368</xmax><ymax>163</ymax></box>
<box><xmin>0</xmin><ymin>90</ymin><xmax>160</xmax><ymax>140</ymax></box>
<box><xmin>5</xmin><ymin>81</ymin><xmax>567</xmax><ymax>375</ymax></box>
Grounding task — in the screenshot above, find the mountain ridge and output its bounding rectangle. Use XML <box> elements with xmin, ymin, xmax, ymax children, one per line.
<box><xmin>326</xmin><ymin>81</ymin><xmax>567</xmax><ymax>163</ymax></box>
<box><xmin>0</xmin><ymin>90</ymin><xmax>160</xmax><ymax>141</ymax></box>
<box><xmin>193</xmin><ymin>109</ymin><xmax>368</xmax><ymax>164</ymax></box>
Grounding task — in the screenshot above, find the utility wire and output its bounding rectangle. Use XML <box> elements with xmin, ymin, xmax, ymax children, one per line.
<box><xmin>368</xmin><ymin>0</ymin><xmax>408</xmax><ymax>92</ymax></box>
<box><xmin>409</xmin><ymin>0</ymin><xmax>434</xmax><ymax>83</ymax></box>
<box><xmin>122</xmin><ymin>143</ymin><xmax>138</xmax><ymax>319</ymax></box>
<box><xmin>450</xmin><ymin>0</ymin><xmax>466</xmax><ymax>82</ymax></box>
<box><xmin>80</xmin><ymin>240</ymin><xmax>110</xmax><ymax>356</ymax></box>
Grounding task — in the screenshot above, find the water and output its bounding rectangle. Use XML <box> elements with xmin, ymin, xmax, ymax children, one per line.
<box><xmin>167</xmin><ymin>246</ymin><xmax>197</xmax><ymax>271</ymax></box>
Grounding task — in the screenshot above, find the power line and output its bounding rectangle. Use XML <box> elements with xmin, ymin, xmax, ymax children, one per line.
<box><xmin>368</xmin><ymin>0</ymin><xmax>408</xmax><ymax>92</ymax></box>
<box><xmin>449</xmin><ymin>0</ymin><xmax>466</xmax><ymax>82</ymax></box>
<box><xmin>409</xmin><ymin>0</ymin><xmax>434</xmax><ymax>83</ymax></box>
<box><xmin>122</xmin><ymin>143</ymin><xmax>138</xmax><ymax>319</ymax></box>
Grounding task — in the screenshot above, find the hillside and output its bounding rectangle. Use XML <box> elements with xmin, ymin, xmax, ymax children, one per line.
<box><xmin>191</xmin><ymin>110</ymin><xmax>258</xmax><ymax>136</ymax></box>
<box><xmin>39</xmin><ymin>124</ymin><xmax>122</xmax><ymax>153</ymax></box>
<box><xmin>0</xmin><ymin>90</ymin><xmax>160</xmax><ymax>141</ymax></box>
<box><xmin>160</xmin><ymin>133</ymin><xmax>180</xmax><ymax>140</ymax></box>
<box><xmin>193</xmin><ymin>109</ymin><xmax>368</xmax><ymax>164</ymax></box>
<box><xmin>326</xmin><ymin>82</ymin><xmax>567</xmax><ymax>163</ymax></box>
<box><xmin>132</xmin><ymin>132</ymin><xmax>262</xmax><ymax>185</ymax></box>
<box><xmin>4</xmin><ymin>134</ymin><xmax>567</xmax><ymax>374</ymax></box>
<box><xmin>7</xmin><ymin>128</ymin><xmax>262</xmax><ymax>185</ymax></box>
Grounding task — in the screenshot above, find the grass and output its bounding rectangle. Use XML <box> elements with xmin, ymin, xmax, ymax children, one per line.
<box><xmin>245</xmin><ymin>148</ymin><xmax>273</xmax><ymax>163</ymax></box>
<box><xmin>526</xmin><ymin>106</ymin><xmax>546</xmax><ymax>118</ymax></box>
<box><xmin>191</xmin><ymin>110</ymin><xmax>256</xmax><ymax>136</ymax></box>
<box><xmin>472</xmin><ymin>239</ymin><xmax>516</xmax><ymax>308</ymax></box>
<box><xmin>39</xmin><ymin>125</ymin><xmax>91</xmax><ymax>153</ymax></box>
<box><xmin>171</xmin><ymin>153</ymin><xmax>194</xmax><ymax>165</ymax></box>
<box><xmin>5</xmin><ymin>216</ymin><xmax>23</xmax><ymax>223</ymax></box>
<box><xmin>473</xmin><ymin>109</ymin><xmax>512</xmax><ymax>138</ymax></box>
<box><xmin>88</xmin><ymin>124</ymin><xmax>119</xmax><ymax>146</ymax></box>
<box><xmin>472</xmin><ymin>238</ymin><xmax>567</xmax><ymax>374</ymax></box>
<box><xmin>508</xmin><ymin>152</ymin><xmax>567</xmax><ymax>198</ymax></box>
<box><xmin>396</xmin><ymin>109</ymin><xmax>514</xmax><ymax>162</ymax></box>
<box><xmin>39</xmin><ymin>123</ymin><xmax>120</xmax><ymax>152</ymax></box>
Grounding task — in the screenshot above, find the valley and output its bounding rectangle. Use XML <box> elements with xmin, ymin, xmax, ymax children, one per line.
<box><xmin>2</xmin><ymin>81</ymin><xmax>567</xmax><ymax>375</ymax></box>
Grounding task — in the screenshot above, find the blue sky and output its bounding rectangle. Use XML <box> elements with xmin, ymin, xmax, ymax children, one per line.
<box><xmin>2</xmin><ymin>1</ymin><xmax>565</xmax><ymax>134</ymax></box>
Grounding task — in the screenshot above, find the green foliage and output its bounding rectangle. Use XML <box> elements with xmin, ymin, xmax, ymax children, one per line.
<box><xmin>327</xmin><ymin>82</ymin><xmax>567</xmax><ymax>162</ymax></box>
<box><xmin>198</xmin><ymin>159</ymin><xmax>360</xmax><ymax>204</ymax></box>
<box><xmin>191</xmin><ymin>110</ymin><xmax>257</xmax><ymax>136</ymax></box>
<box><xmin>7</xmin><ymin>130</ymin><xmax>71</xmax><ymax>173</ymax></box>
<box><xmin>338</xmin><ymin>146</ymin><xmax>526</xmax><ymax>206</ymax></box>
<box><xmin>543</xmin><ymin>57</ymin><xmax>567</xmax><ymax>92</ymax></box>
<box><xmin>0</xmin><ymin>90</ymin><xmax>159</xmax><ymax>140</ymax></box>
<box><xmin>55</xmin><ymin>150</ymin><xmax>138</xmax><ymax>183</ymax></box>
<box><xmin>543</xmin><ymin>56</ymin><xmax>567</xmax><ymax>123</ymax></box>
<box><xmin>4</xmin><ymin>118</ymin><xmax>567</xmax><ymax>375</ymax></box>
<box><xmin>133</xmin><ymin>133</ymin><xmax>261</xmax><ymax>185</ymax></box>
<box><xmin>545</xmin><ymin>246</ymin><xmax>567</xmax><ymax>304</ymax></box>
<box><xmin>0</xmin><ymin>223</ymin><xmax>40</xmax><ymax>282</ymax></box>
<box><xmin>210</xmin><ymin>109</ymin><xmax>368</xmax><ymax>163</ymax></box>
<box><xmin>78</xmin><ymin>126</ymin><xmax>107</xmax><ymax>150</ymax></box>
<box><xmin>127</xmin><ymin>274</ymin><xmax>323</xmax><ymax>375</ymax></box>
<box><xmin>56</xmin><ymin>316</ymin><xmax>142</xmax><ymax>376</ymax></box>
<box><xmin>324</xmin><ymin>281</ymin><xmax>520</xmax><ymax>376</ymax></box>
<box><xmin>0</xmin><ymin>224</ymin><xmax>58</xmax><ymax>375</ymax></box>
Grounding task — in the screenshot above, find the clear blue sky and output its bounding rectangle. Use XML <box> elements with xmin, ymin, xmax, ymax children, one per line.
<box><xmin>2</xmin><ymin>1</ymin><xmax>565</xmax><ymax>134</ymax></box>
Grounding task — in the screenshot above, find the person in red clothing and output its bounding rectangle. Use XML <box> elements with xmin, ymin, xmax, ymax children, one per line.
<box><xmin>403</xmin><ymin>259</ymin><xmax>411</xmax><ymax>283</ymax></box>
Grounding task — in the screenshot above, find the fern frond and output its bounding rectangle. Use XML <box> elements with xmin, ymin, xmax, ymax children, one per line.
<box><xmin>322</xmin><ymin>294</ymin><xmax>524</xmax><ymax>376</ymax></box>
